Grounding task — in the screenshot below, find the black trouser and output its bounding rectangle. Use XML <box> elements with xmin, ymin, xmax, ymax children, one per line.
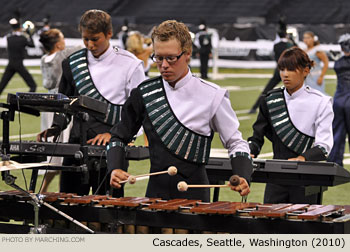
<box><xmin>264</xmin><ymin>183</ymin><xmax>318</xmax><ymax>204</ymax></box>
<box><xmin>0</xmin><ymin>60</ymin><xmax>37</xmax><ymax>94</ymax></box>
<box><xmin>327</xmin><ymin>93</ymin><xmax>350</xmax><ymax>166</ymax></box>
<box><xmin>251</xmin><ymin>67</ymin><xmax>281</xmax><ymax>111</ymax></box>
<box><xmin>200</xmin><ymin>53</ymin><xmax>210</xmax><ymax>79</ymax></box>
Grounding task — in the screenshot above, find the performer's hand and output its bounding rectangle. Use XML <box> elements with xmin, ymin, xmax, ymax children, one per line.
<box><xmin>87</xmin><ymin>133</ymin><xmax>111</xmax><ymax>145</ymax></box>
<box><xmin>36</xmin><ymin>126</ymin><xmax>61</xmax><ymax>142</ymax></box>
<box><xmin>110</xmin><ymin>169</ymin><xmax>130</xmax><ymax>189</ymax></box>
<box><xmin>229</xmin><ymin>177</ymin><xmax>250</xmax><ymax>196</ymax></box>
<box><xmin>288</xmin><ymin>156</ymin><xmax>306</xmax><ymax>161</ymax></box>
<box><xmin>317</xmin><ymin>76</ymin><xmax>323</xmax><ymax>85</ymax></box>
<box><xmin>250</xmin><ymin>153</ymin><xmax>255</xmax><ymax>158</ymax></box>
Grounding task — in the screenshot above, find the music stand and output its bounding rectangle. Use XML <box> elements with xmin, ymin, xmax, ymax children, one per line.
<box><xmin>1</xmin><ymin>169</ymin><xmax>94</xmax><ymax>234</ymax></box>
<box><xmin>0</xmin><ymin>102</ymin><xmax>94</xmax><ymax>234</ymax></box>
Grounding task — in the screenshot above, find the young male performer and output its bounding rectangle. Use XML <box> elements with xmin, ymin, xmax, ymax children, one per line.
<box><xmin>107</xmin><ymin>20</ymin><xmax>253</xmax><ymax>201</ymax></box>
<box><xmin>37</xmin><ymin>10</ymin><xmax>145</xmax><ymax>195</ymax></box>
<box><xmin>248</xmin><ymin>47</ymin><xmax>334</xmax><ymax>204</ymax></box>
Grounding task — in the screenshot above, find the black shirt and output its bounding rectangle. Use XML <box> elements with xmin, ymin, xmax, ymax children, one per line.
<box><xmin>6</xmin><ymin>31</ymin><xmax>34</xmax><ymax>61</ymax></box>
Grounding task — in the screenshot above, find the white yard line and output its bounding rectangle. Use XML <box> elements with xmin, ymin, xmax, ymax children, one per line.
<box><xmin>0</xmin><ymin>133</ymin><xmax>38</xmax><ymax>141</ymax></box>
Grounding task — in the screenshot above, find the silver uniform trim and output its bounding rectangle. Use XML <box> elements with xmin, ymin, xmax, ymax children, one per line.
<box><xmin>294</xmin><ymin>135</ymin><xmax>305</xmax><ymax>151</ymax></box>
<box><xmin>91</xmin><ymin>92</ymin><xmax>100</xmax><ymax>99</ymax></box>
<box><xmin>105</xmin><ymin>103</ymin><xmax>111</xmax><ymax>123</ymax></box>
<box><xmin>78</xmin><ymin>82</ymin><xmax>93</xmax><ymax>94</ymax></box>
<box><xmin>167</xmin><ymin>127</ymin><xmax>184</xmax><ymax>149</ymax></box>
<box><xmin>75</xmin><ymin>69</ymin><xmax>89</xmax><ymax>79</ymax></box>
<box><xmin>161</xmin><ymin>122</ymin><xmax>179</xmax><ymax>141</ymax></box>
<box><xmin>202</xmin><ymin>138</ymin><xmax>208</xmax><ymax>163</ymax></box>
<box><xmin>149</xmin><ymin>104</ymin><xmax>168</xmax><ymax>117</ymax></box>
<box><xmin>139</xmin><ymin>81</ymin><xmax>159</xmax><ymax>90</ymax></box>
<box><xmin>157</xmin><ymin>115</ymin><xmax>174</xmax><ymax>133</ymax></box>
<box><xmin>69</xmin><ymin>56</ymin><xmax>86</xmax><ymax>66</ymax></box>
<box><xmin>281</xmin><ymin>127</ymin><xmax>295</xmax><ymax>142</ymax></box>
<box><xmin>175</xmin><ymin>130</ymin><xmax>189</xmax><ymax>155</ymax></box>
<box><xmin>273</xmin><ymin>117</ymin><xmax>289</xmax><ymax>127</ymax></box>
<box><xmin>72</xmin><ymin>50</ymin><xmax>85</xmax><ymax>56</ymax></box>
<box><xmin>193</xmin><ymin>137</ymin><xmax>202</xmax><ymax>162</ymax></box>
<box><xmin>146</xmin><ymin>97</ymin><xmax>165</xmax><ymax>108</ymax></box>
<box><xmin>76</xmin><ymin>75</ymin><xmax>91</xmax><ymax>86</ymax></box>
<box><xmin>72</xmin><ymin>63</ymin><xmax>87</xmax><ymax>73</ymax></box>
<box><xmin>266</xmin><ymin>98</ymin><xmax>284</xmax><ymax>105</ymax></box>
<box><xmin>271</xmin><ymin>111</ymin><xmax>287</xmax><ymax>121</ymax></box>
<box><xmin>302</xmin><ymin>138</ymin><xmax>311</xmax><ymax>153</ymax></box>
<box><xmin>276</xmin><ymin>123</ymin><xmax>292</xmax><ymax>135</ymax></box>
<box><xmin>153</xmin><ymin>110</ymin><xmax>171</xmax><ymax>125</ymax></box>
<box><xmin>119</xmin><ymin>107</ymin><xmax>122</xmax><ymax>121</ymax></box>
<box><xmin>85</xmin><ymin>88</ymin><xmax>97</xmax><ymax>97</ymax></box>
<box><xmin>184</xmin><ymin>134</ymin><xmax>195</xmax><ymax>159</ymax></box>
<box><xmin>142</xmin><ymin>88</ymin><xmax>163</xmax><ymax>98</ymax></box>
<box><xmin>287</xmin><ymin>131</ymin><xmax>300</xmax><ymax>148</ymax></box>
<box><xmin>269</xmin><ymin>104</ymin><xmax>285</xmax><ymax>113</ymax></box>
<box><xmin>111</xmin><ymin>107</ymin><xmax>117</xmax><ymax>124</ymax></box>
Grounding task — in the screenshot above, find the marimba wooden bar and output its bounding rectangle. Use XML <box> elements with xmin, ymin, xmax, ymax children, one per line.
<box><xmin>0</xmin><ymin>191</ymin><xmax>349</xmax><ymax>234</ymax></box>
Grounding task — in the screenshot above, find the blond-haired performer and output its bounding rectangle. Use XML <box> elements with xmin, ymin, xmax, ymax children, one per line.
<box><xmin>107</xmin><ymin>20</ymin><xmax>253</xmax><ymax>201</ymax></box>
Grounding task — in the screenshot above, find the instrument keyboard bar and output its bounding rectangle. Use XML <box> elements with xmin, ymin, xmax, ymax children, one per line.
<box><xmin>1</xmin><ymin>192</ymin><xmax>350</xmax><ymax>233</ymax></box>
<box><xmin>98</xmin><ymin>197</ymin><xmax>160</xmax><ymax>207</ymax></box>
<box><xmin>148</xmin><ymin>199</ymin><xmax>199</xmax><ymax>211</ymax></box>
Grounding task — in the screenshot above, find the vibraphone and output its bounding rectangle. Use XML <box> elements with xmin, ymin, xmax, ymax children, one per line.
<box><xmin>0</xmin><ymin>191</ymin><xmax>350</xmax><ymax>234</ymax></box>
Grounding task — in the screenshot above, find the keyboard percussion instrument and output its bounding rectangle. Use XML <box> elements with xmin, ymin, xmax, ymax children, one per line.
<box><xmin>206</xmin><ymin>158</ymin><xmax>350</xmax><ymax>203</ymax></box>
<box><xmin>6</xmin><ymin>93</ymin><xmax>107</xmax><ymax>118</ymax></box>
<box><xmin>2</xmin><ymin>93</ymin><xmax>350</xmax><ymax>234</ymax></box>
<box><xmin>2</xmin><ymin>141</ymin><xmax>150</xmax><ymax>161</ymax></box>
<box><xmin>0</xmin><ymin>190</ymin><xmax>349</xmax><ymax>234</ymax></box>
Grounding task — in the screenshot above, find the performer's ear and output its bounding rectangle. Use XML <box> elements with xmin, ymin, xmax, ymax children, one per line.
<box><xmin>303</xmin><ymin>67</ymin><xmax>310</xmax><ymax>78</ymax></box>
<box><xmin>185</xmin><ymin>51</ymin><xmax>191</xmax><ymax>63</ymax></box>
<box><xmin>106</xmin><ymin>30</ymin><xmax>113</xmax><ymax>40</ymax></box>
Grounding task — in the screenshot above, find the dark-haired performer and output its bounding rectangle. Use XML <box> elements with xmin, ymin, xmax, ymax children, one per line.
<box><xmin>248</xmin><ymin>47</ymin><xmax>333</xmax><ymax>204</ymax></box>
<box><xmin>249</xmin><ymin>27</ymin><xmax>294</xmax><ymax>114</ymax></box>
<box><xmin>0</xmin><ymin>18</ymin><xmax>37</xmax><ymax>95</ymax></box>
<box><xmin>37</xmin><ymin>10</ymin><xmax>145</xmax><ymax>195</ymax></box>
<box><xmin>107</xmin><ymin>20</ymin><xmax>253</xmax><ymax>201</ymax></box>
<box><xmin>328</xmin><ymin>34</ymin><xmax>350</xmax><ymax>166</ymax></box>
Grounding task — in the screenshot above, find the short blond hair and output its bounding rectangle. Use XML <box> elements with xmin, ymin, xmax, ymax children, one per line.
<box><xmin>151</xmin><ymin>20</ymin><xmax>192</xmax><ymax>55</ymax></box>
<box><xmin>126</xmin><ymin>33</ymin><xmax>144</xmax><ymax>55</ymax></box>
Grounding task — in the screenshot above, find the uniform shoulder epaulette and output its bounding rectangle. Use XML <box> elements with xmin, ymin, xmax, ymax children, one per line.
<box><xmin>304</xmin><ymin>85</ymin><xmax>325</xmax><ymax>97</ymax></box>
<box><xmin>113</xmin><ymin>46</ymin><xmax>137</xmax><ymax>59</ymax></box>
<box><xmin>112</xmin><ymin>46</ymin><xmax>119</xmax><ymax>53</ymax></box>
<box><xmin>195</xmin><ymin>75</ymin><xmax>221</xmax><ymax>90</ymax></box>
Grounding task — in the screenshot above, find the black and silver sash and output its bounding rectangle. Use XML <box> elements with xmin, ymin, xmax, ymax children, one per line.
<box><xmin>266</xmin><ymin>88</ymin><xmax>314</xmax><ymax>155</ymax></box>
<box><xmin>68</xmin><ymin>49</ymin><xmax>122</xmax><ymax>126</ymax></box>
<box><xmin>139</xmin><ymin>77</ymin><xmax>212</xmax><ymax>164</ymax></box>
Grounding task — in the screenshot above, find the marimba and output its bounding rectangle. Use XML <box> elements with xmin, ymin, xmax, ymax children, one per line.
<box><xmin>0</xmin><ymin>191</ymin><xmax>350</xmax><ymax>234</ymax></box>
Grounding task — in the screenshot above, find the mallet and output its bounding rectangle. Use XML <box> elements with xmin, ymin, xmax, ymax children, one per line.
<box><xmin>177</xmin><ymin>175</ymin><xmax>240</xmax><ymax>192</ymax></box>
<box><xmin>120</xmin><ymin>166</ymin><xmax>177</xmax><ymax>184</ymax></box>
